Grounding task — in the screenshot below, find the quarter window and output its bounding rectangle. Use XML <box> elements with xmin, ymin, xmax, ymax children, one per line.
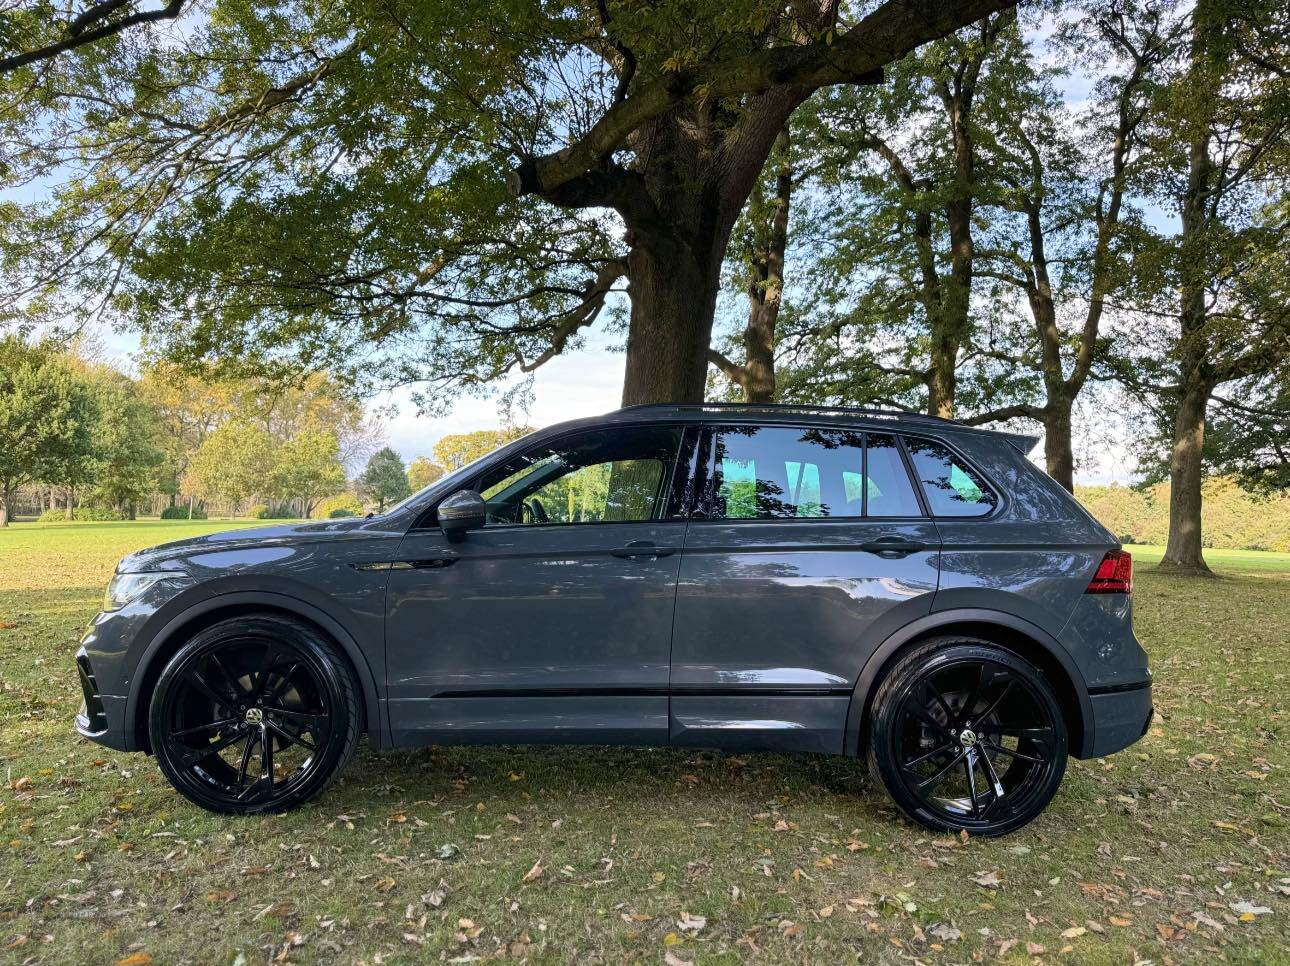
<box><xmin>476</xmin><ymin>426</ymin><xmax>682</xmax><ymax>526</ymax></box>
<box><xmin>904</xmin><ymin>437</ymin><xmax>996</xmax><ymax>517</ymax></box>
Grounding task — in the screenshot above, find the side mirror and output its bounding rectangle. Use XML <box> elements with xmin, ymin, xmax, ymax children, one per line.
<box><xmin>437</xmin><ymin>489</ymin><xmax>487</xmax><ymax>540</ymax></box>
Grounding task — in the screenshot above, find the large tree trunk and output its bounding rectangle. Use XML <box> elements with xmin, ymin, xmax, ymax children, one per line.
<box><xmin>0</xmin><ymin>483</ymin><xmax>12</xmax><ymax>527</ymax></box>
<box><xmin>621</xmin><ymin>227</ymin><xmax>723</xmax><ymax>406</ymax></box>
<box><xmin>1042</xmin><ymin>402</ymin><xmax>1075</xmax><ymax>493</ymax></box>
<box><xmin>1160</xmin><ymin>380</ymin><xmax>1213</xmax><ymax>575</ymax></box>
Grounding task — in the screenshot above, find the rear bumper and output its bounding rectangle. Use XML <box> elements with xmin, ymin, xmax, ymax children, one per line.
<box><xmin>1083</xmin><ymin>679</ymin><xmax>1153</xmax><ymax>758</ymax></box>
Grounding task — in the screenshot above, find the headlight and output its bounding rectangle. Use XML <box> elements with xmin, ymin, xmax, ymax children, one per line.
<box><xmin>102</xmin><ymin>572</ymin><xmax>187</xmax><ymax>612</ymax></box>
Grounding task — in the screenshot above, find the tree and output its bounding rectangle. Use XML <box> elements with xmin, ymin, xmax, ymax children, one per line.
<box><xmin>432</xmin><ymin>428</ymin><xmax>534</xmax><ymax>472</ymax></box>
<box><xmin>271</xmin><ymin>430</ymin><xmax>347</xmax><ymax>518</ymax></box>
<box><xmin>1128</xmin><ymin>0</ymin><xmax>1289</xmax><ymax>574</ymax></box>
<box><xmin>952</xmin><ymin>2</ymin><xmax>1177</xmax><ymax>491</ymax></box>
<box><xmin>357</xmin><ymin>448</ymin><xmax>409</xmax><ymax>511</ymax></box>
<box><xmin>182</xmin><ymin>422</ymin><xmax>276</xmax><ymax>513</ymax></box>
<box><xmin>86</xmin><ymin>370</ymin><xmax>165</xmax><ymax>516</ymax></box>
<box><xmin>708</xmin><ymin>127</ymin><xmax>794</xmax><ymax>403</ymax></box>
<box><xmin>783</xmin><ymin>11</ymin><xmax>1019</xmax><ymax>417</ymax></box>
<box><xmin>2</xmin><ymin>0</ymin><xmax>1017</xmax><ymax>414</ymax></box>
<box><xmin>406</xmin><ymin>456</ymin><xmax>446</xmax><ymax>492</ymax></box>
<box><xmin>0</xmin><ymin>337</ymin><xmax>98</xmax><ymax>525</ymax></box>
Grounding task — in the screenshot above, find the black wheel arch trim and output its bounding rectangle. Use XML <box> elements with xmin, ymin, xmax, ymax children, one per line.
<box><xmin>844</xmin><ymin>607</ymin><xmax>1096</xmax><ymax>760</ymax></box>
<box><xmin>122</xmin><ymin>591</ymin><xmax>386</xmax><ymax>753</ymax></box>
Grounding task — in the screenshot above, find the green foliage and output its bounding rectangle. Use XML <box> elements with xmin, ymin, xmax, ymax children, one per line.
<box><xmin>433</xmin><ymin>428</ymin><xmax>533</xmax><ymax>472</ymax></box>
<box><xmin>406</xmin><ymin>456</ymin><xmax>446</xmax><ymax>492</ymax></box>
<box><xmin>1077</xmin><ymin>478</ymin><xmax>1290</xmax><ymax>553</ymax></box>
<box><xmin>160</xmin><ymin>505</ymin><xmax>207</xmax><ymax>520</ymax></box>
<box><xmin>315</xmin><ymin>493</ymin><xmax>363</xmax><ymax>519</ymax></box>
<box><xmin>0</xmin><ymin>337</ymin><xmax>99</xmax><ymax>524</ymax></box>
<box><xmin>269</xmin><ymin>430</ymin><xmax>346</xmax><ymax>517</ymax></box>
<box><xmin>37</xmin><ymin>506</ymin><xmax>125</xmax><ymax>522</ymax></box>
<box><xmin>356</xmin><ymin>447</ymin><xmax>409</xmax><ymax>510</ymax></box>
<box><xmin>250</xmin><ymin>504</ymin><xmax>296</xmax><ymax>519</ymax></box>
<box><xmin>181</xmin><ymin>422</ymin><xmax>276</xmax><ymax>512</ymax></box>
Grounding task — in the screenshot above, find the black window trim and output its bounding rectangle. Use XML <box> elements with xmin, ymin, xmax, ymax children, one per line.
<box><xmin>689</xmin><ymin>423</ymin><xmax>930</xmax><ymax>525</ymax></box>
<box><xmin>411</xmin><ymin>420</ymin><xmax>693</xmax><ymax>533</ymax></box>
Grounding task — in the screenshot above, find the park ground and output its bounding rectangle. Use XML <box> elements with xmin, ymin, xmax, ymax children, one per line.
<box><xmin>1</xmin><ymin>521</ymin><xmax>1287</xmax><ymax>964</ymax></box>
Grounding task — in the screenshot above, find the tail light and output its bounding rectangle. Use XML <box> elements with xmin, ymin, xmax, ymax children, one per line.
<box><xmin>1087</xmin><ymin>549</ymin><xmax>1132</xmax><ymax>594</ymax></box>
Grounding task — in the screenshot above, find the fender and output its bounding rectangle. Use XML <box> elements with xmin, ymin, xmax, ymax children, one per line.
<box><xmin>123</xmin><ymin>590</ymin><xmax>386</xmax><ymax>752</ymax></box>
<box><xmin>842</xmin><ymin>607</ymin><xmax>1096</xmax><ymax>759</ymax></box>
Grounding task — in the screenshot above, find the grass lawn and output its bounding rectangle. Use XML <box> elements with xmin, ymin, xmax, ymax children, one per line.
<box><xmin>1</xmin><ymin>521</ymin><xmax>1287</xmax><ymax>964</ymax></box>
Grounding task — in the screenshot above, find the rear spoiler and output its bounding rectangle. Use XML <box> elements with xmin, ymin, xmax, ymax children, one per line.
<box><xmin>1003</xmin><ymin>433</ymin><xmax>1042</xmax><ymax>456</ymax></box>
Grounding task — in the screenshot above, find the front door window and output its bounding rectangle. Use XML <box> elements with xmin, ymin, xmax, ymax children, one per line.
<box><xmin>476</xmin><ymin>425</ymin><xmax>683</xmax><ymax>526</ymax></box>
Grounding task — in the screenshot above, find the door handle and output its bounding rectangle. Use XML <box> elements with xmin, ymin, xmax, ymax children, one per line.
<box><xmin>611</xmin><ymin>541</ymin><xmax>677</xmax><ymax>559</ymax></box>
<box><xmin>859</xmin><ymin>538</ymin><xmax>928</xmax><ymax>558</ymax></box>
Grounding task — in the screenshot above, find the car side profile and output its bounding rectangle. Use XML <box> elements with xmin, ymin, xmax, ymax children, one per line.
<box><xmin>75</xmin><ymin>403</ymin><xmax>1152</xmax><ymax>835</ymax></box>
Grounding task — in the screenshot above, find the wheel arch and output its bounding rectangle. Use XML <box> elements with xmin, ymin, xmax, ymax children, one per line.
<box><xmin>845</xmin><ymin>608</ymin><xmax>1094</xmax><ymax>760</ymax></box>
<box><xmin>124</xmin><ymin>592</ymin><xmax>385</xmax><ymax>753</ymax></box>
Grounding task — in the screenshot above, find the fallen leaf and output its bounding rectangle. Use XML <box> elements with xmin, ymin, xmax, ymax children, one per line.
<box><xmin>521</xmin><ymin>860</ymin><xmax>544</xmax><ymax>883</ymax></box>
<box><xmin>677</xmin><ymin>911</ymin><xmax>706</xmax><ymax>933</ymax></box>
<box><xmin>116</xmin><ymin>955</ymin><xmax>151</xmax><ymax>966</ymax></box>
<box><xmin>1061</xmin><ymin>926</ymin><xmax>1087</xmax><ymax>939</ymax></box>
<box><xmin>972</xmin><ymin>870</ymin><xmax>1002</xmax><ymax>889</ymax></box>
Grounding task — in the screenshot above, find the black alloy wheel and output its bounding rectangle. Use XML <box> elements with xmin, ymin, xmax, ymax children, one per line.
<box><xmin>869</xmin><ymin>638</ymin><xmax>1068</xmax><ymax>836</ymax></box>
<box><xmin>149</xmin><ymin>615</ymin><xmax>360</xmax><ymax>814</ymax></box>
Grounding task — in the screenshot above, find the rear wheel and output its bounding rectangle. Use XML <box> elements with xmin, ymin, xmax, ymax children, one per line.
<box><xmin>867</xmin><ymin>638</ymin><xmax>1067</xmax><ymax>836</ymax></box>
<box><xmin>149</xmin><ymin>615</ymin><xmax>360</xmax><ymax>814</ymax></box>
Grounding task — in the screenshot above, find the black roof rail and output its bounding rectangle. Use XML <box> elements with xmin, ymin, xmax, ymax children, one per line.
<box><xmin>613</xmin><ymin>401</ymin><xmax>965</xmax><ymax>427</ymax></box>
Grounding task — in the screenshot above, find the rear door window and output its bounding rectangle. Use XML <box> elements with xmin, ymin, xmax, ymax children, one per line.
<box><xmin>904</xmin><ymin>437</ymin><xmax>997</xmax><ymax>517</ymax></box>
<box><xmin>702</xmin><ymin>426</ymin><xmax>923</xmax><ymax>520</ymax></box>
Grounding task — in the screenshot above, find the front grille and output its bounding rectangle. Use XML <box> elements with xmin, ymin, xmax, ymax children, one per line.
<box><xmin>76</xmin><ymin>654</ymin><xmax>108</xmax><ymax>734</ymax></box>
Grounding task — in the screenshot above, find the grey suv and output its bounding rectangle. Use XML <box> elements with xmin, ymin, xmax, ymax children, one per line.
<box><xmin>75</xmin><ymin>404</ymin><xmax>1152</xmax><ymax>835</ymax></box>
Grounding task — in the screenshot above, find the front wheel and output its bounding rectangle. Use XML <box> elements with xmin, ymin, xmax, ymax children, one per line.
<box><xmin>149</xmin><ymin>615</ymin><xmax>361</xmax><ymax>814</ymax></box>
<box><xmin>867</xmin><ymin>638</ymin><xmax>1068</xmax><ymax>836</ymax></box>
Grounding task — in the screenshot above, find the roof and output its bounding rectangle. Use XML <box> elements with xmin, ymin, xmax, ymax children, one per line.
<box><xmin>601</xmin><ymin>402</ymin><xmax>1042</xmax><ymax>454</ymax></box>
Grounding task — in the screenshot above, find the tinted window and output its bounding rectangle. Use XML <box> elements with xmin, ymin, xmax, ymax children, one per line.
<box><xmin>864</xmin><ymin>434</ymin><xmax>922</xmax><ymax>517</ymax></box>
<box><xmin>705</xmin><ymin>426</ymin><xmax>867</xmax><ymax>520</ymax></box>
<box><xmin>905</xmin><ymin>437</ymin><xmax>996</xmax><ymax>517</ymax></box>
<box><xmin>477</xmin><ymin>426</ymin><xmax>682</xmax><ymax>526</ymax></box>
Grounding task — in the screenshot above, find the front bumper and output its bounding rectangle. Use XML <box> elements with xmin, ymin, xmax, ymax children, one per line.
<box><xmin>1086</xmin><ymin>679</ymin><xmax>1153</xmax><ymax>758</ymax></box>
<box><xmin>74</xmin><ymin>644</ymin><xmax>132</xmax><ymax>752</ymax></box>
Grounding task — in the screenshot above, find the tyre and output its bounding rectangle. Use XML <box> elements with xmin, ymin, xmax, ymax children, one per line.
<box><xmin>149</xmin><ymin>615</ymin><xmax>361</xmax><ymax>814</ymax></box>
<box><xmin>867</xmin><ymin>637</ymin><xmax>1068</xmax><ymax>836</ymax></box>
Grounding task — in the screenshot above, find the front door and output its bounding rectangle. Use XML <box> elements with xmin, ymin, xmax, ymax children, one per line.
<box><xmin>670</xmin><ymin>425</ymin><xmax>942</xmax><ymax>754</ymax></box>
<box><xmin>385</xmin><ymin>424</ymin><xmax>690</xmax><ymax>746</ymax></box>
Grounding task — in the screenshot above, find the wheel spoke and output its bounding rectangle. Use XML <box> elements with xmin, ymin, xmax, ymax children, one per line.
<box><xmin>925</xmin><ymin>679</ymin><xmax>956</xmax><ymax>723</ymax></box>
<box><xmin>236</xmin><ymin>732</ymin><xmax>256</xmax><ymax>789</ymax></box>
<box><xmin>959</xmin><ymin>663</ymin><xmax>985</xmax><ymax>724</ymax></box>
<box><xmin>903</xmin><ymin>696</ymin><xmax>952</xmax><ymax>739</ymax></box>
<box><xmin>265</xmin><ymin>662</ymin><xmax>301</xmax><ymax>704</ymax></box>
<box><xmin>902</xmin><ymin>742</ymin><xmax>956</xmax><ymax>772</ymax></box>
<box><xmin>991</xmin><ymin>725</ymin><xmax>1054</xmax><ymax>745</ymax></box>
<box><xmin>252</xmin><ymin>646</ymin><xmax>280</xmax><ymax>699</ymax></box>
<box><xmin>975</xmin><ymin>678</ymin><xmax>1014</xmax><ymax>725</ymax></box>
<box><xmin>262</xmin><ymin>706</ymin><xmax>328</xmax><ymax>730</ymax></box>
<box><xmin>982</xmin><ymin>740</ymin><xmax>1044</xmax><ymax>764</ymax></box>
<box><xmin>267</xmin><ymin>720</ymin><xmax>317</xmax><ymax>752</ymax></box>
<box><xmin>184</xmin><ymin>669</ymin><xmax>233</xmax><ymax>711</ymax></box>
<box><xmin>916</xmin><ymin>749</ymin><xmax>966</xmax><ymax>791</ymax></box>
<box><xmin>979</xmin><ymin>744</ymin><xmax>1007</xmax><ymax>800</ymax></box>
<box><xmin>964</xmin><ymin>752</ymin><xmax>981</xmax><ymax>816</ymax></box>
<box><xmin>171</xmin><ymin>717</ymin><xmax>239</xmax><ymax>740</ymax></box>
<box><xmin>259</xmin><ymin>724</ymin><xmax>274</xmax><ymax>782</ymax></box>
<box><xmin>209</xmin><ymin>654</ymin><xmax>249</xmax><ymax>702</ymax></box>
<box><xmin>172</xmin><ymin>727</ymin><xmax>246</xmax><ymax>769</ymax></box>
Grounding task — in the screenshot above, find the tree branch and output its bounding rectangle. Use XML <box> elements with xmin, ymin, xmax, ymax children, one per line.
<box><xmin>509</xmin><ymin>0</ymin><xmax>1018</xmax><ymax>200</ymax></box>
<box><xmin>0</xmin><ymin>0</ymin><xmax>187</xmax><ymax>76</ymax></box>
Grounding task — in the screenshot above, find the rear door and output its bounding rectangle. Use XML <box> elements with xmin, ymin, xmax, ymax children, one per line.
<box><xmin>669</xmin><ymin>424</ymin><xmax>941</xmax><ymax>753</ymax></box>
